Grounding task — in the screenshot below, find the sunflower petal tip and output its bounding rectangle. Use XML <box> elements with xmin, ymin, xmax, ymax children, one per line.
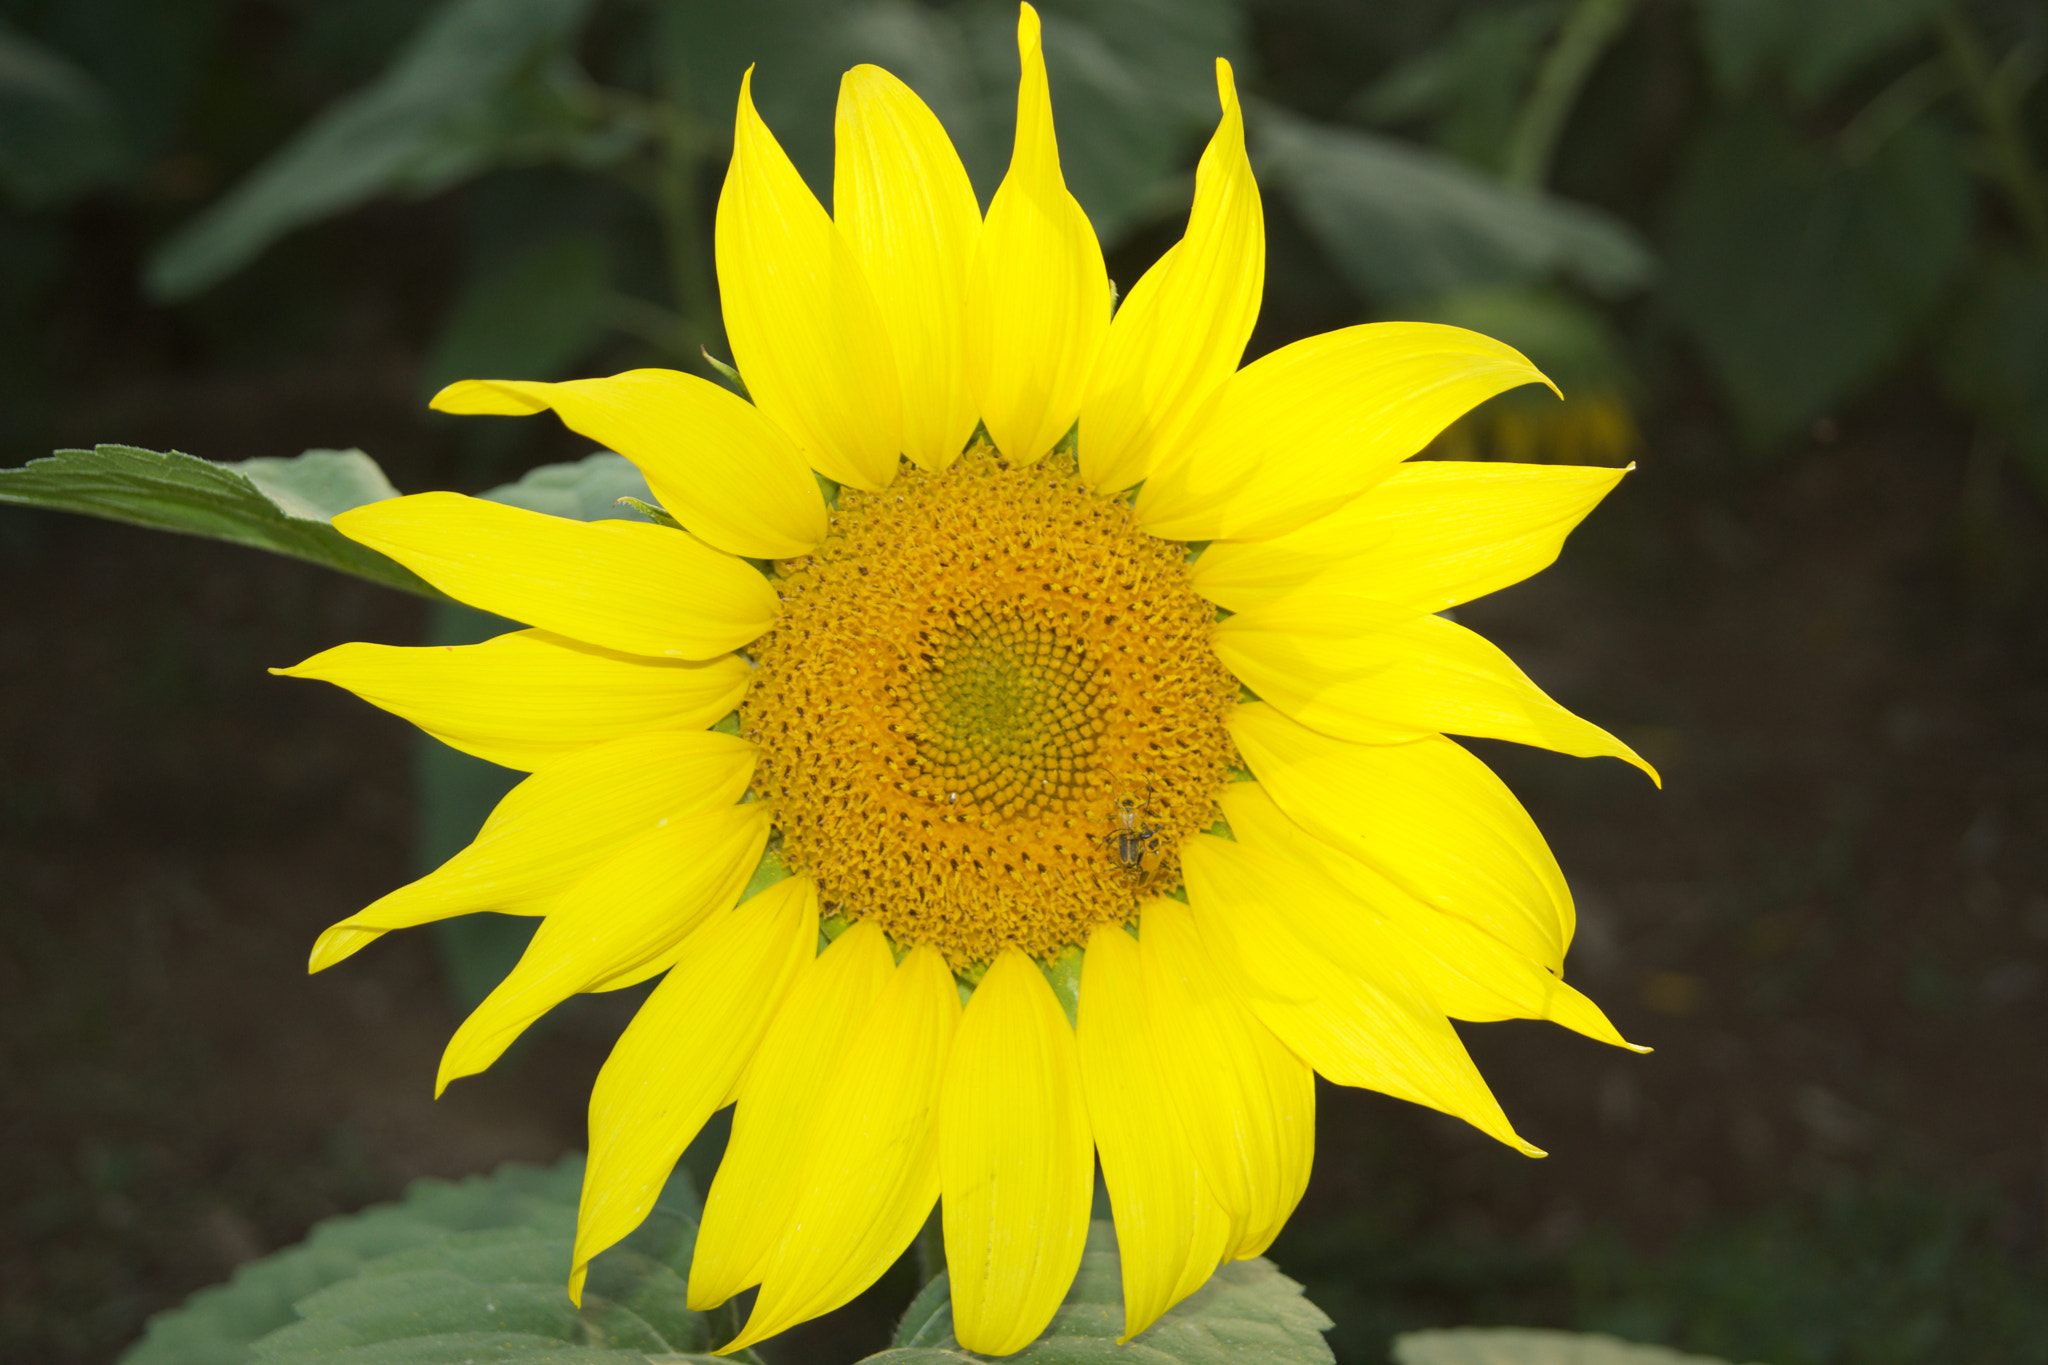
<box><xmin>308</xmin><ymin>924</ymin><xmax>377</xmax><ymax>974</ymax></box>
<box><xmin>430</xmin><ymin>379</ymin><xmax>549</xmax><ymax>417</ymax></box>
<box><xmin>567</xmin><ymin>1262</ymin><xmax>588</xmax><ymax>1307</ymax></box>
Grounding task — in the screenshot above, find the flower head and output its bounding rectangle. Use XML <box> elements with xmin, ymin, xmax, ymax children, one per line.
<box><xmin>279</xmin><ymin>5</ymin><xmax>1652</xmax><ymax>1354</ymax></box>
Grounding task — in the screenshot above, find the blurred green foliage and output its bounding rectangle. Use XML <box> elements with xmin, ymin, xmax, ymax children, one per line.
<box><xmin>1279</xmin><ymin>1181</ymin><xmax>2048</xmax><ymax>1365</ymax></box>
<box><xmin>6</xmin><ymin>0</ymin><xmax>2044</xmax><ymax>478</ymax></box>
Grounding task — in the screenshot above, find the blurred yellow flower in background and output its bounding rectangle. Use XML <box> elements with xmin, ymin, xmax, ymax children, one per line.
<box><xmin>278</xmin><ymin>4</ymin><xmax>1652</xmax><ymax>1355</ymax></box>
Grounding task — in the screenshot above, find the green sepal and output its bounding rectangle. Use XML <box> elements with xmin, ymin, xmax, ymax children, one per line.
<box><xmin>615</xmin><ymin>495</ymin><xmax>683</xmax><ymax>529</ymax></box>
<box><xmin>1039</xmin><ymin>945</ymin><xmax>1083</xmax><ymax>1028</ymax></box>
<box><xmin>701</xmin><ymin>347</ymin><xmax>751</xmax><ymax>401</ymax></box>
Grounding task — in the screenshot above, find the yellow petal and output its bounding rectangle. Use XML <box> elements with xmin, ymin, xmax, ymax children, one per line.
<box><xmin>1139</xmin><ymin>899</ymin><xmax>1314</xmax><ymax>1260</ymax></box>
<box><xmin>1079</xmin><ymin>60</ymin><xmax>1262</xmax><ymax>494</ymax></box>
<box><xmin>1219</xmin><ymin>783</ymin><xmax>1642</xmax><ymax>1051</ymax></box>
<box><xmin>309</xmin><ymin>731</ymin><xmax>755</xmax><ymax>970</ymax></box>
<box><xmin>964</xmin><ymin>3</ymin><xmax>1111</xmax><ymax>464</ymax></box>
<box><xmin>724</xmin><ymin>945</ymin><xmax>961</xmax><ymax>1352</ymax></box>
<box><xmin>1228</xmin><ymin>702</ymin><xmax>1573</xmax><ymax>972</ymax></box>
<box><xmin>569</xmin><ymin>874</ymin><xmax>819</xmax><ymax>1301</ymax></box>
<box><xmin>1192</xmin><ymin>461</ymin><xmax>1629</xmax><ymax>614</ymax></box>
<box><xmin>429</xmin><ymin>371</ymin><xmax>828</xmax><ymax>559</ymax></box>
<box><xmin>1134</xmin><ymin>323</ymin><xmax>1552</xmax><ymax>541</ymax></box>
<box><xmin>1215</xmin><ymin>598</ymin><xmax>1657</xmax><ymax>780</ymax></box>
<box><xmin>1182</xmin><ymin>834</ymin><xmax>1540</xmax><ymax>1156</ymax></box>
<box><xmin>274</xmin><ymin>629</ymin><xmax>749</xmax><ymax>772</ymax></box>
<box><xmin>333</xmin><ymin>493</ymin><xmax>777</xmax><ymax>660</ymax></box>
<box><xmin>689</xmin><ymin>920</ymin><xmax>896</xmax><ymax>1309</ymax></box>
<box><xmin>1077</xmin><ymin>924</ymin><xmax>1233</xmax><ymax>1341</ymax></box>
<box><xmin>436</xmin><ymin>802</ymin><xmax>771</xmax><ymax>1092</ymax></box>
<box><xmin>834</xmin><ymin>65</ymin><xmax>982</xmax><ymax>471</ymax></box>
<box><xmin>940</xmin><ymin>949</ymin><xmax>1094</xmax><ymax>1355</ymax></box>
<box><xmin>717</xmin><ymin>69</ymin><xmax>902</xmax><ymax>491</ymax></box>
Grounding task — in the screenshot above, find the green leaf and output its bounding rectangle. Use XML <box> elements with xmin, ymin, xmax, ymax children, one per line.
<box><xmin>879</xmin><ymin>1219</ymin><xmax>1334</xmax><ymax>1365</ymax></box>
<box><xmin>144</xmin><ymin>0</ymin><xmax>600</xmax><ymax>301</ymax></box>
<box><xmin>122</xmin><ymin>1156</ymin><xmax>749</xmax><ymax>1365</ymax></box>
<box><xmin>0</xmin><ymin>19</ymin><xmax>129</xmax><ymax>207</ymax></box>
<box><xmin>1941</xmin><ymin>256</ymin><xmax>2048</xmax><ymax>496</ymax></box>
<box><xmin>1393</xmin><ymin>1329</ymin><xmax>1743</xmax><ymax>1365</ymax></box>
<box><xmin>1255</xmin><ymin>110</ymin><xmax>1654</xmax><ymax>303</ymax></box>
<box><xmin>479</xmin><ymin>451</ymin><xmax>655</xmax><ymax>523</ymax></box>
<box><xmin>1662</xmin><ymin>104</ymin><xmax>1972</xmax><ymax>449</ymax></box>
<box><xmin>1692</xmin><ymin>0</ymin><xmax>1943</xmax><ymax>103</ymax></box>
<box><xmin>0</xmin><ymin>445</ymin><xmax>442</xmax><ymax>598</ymax></box>
<box><xmin>1347</xmin><ymin>4</ymin><xmax>1560</xmax><ymax>174</ymax></box>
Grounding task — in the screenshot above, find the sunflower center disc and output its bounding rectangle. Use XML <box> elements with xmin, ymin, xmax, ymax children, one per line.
<box><xmin>742</xmin><ymin>449</ymin><xmax>1241</xmax><ymax>967</ymax></box>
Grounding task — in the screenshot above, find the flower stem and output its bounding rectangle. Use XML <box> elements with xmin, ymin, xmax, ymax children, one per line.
<box><xmin>1502</xmin><ymin>0</ymin><xmax>1641</xmax><ymax>190</ymax></box>
<box><xmin>1937</xmin><ymin>4</ymin><xmax>2048</xmax><ymax>264</ymax></box>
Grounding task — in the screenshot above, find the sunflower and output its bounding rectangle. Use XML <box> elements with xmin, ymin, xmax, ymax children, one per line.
<box><xmin>278</xmin><ymin>5</ymin><xmax>1652</xmax><ymax>1355</ymax></box>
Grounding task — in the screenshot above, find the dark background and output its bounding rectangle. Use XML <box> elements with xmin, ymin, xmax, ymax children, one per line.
<box><xmin>3</xmin><ymin>1</ymin><xmax>2047</xmax><ymax>1362</ymax></box>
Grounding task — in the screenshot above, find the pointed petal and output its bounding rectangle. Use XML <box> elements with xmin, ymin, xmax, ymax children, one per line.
<box><xmin>1134</xmin><ymin>324</ymin><xmax>1552</xmax><ymax>541</ymax></box>
<box><xmin>834</xmin><ymin>65</ymin><xmax>982</xmax><ymax>471</ymax></box>
<box><xmin>1139</xmin><ymin>899</ymin><xmax>1314</xmax><ymax>1260</ymax></box>
<box><xmin>964</xmin><ymin>3</ymin><xmax>1111</xmax><ymax>464</ymax></box>
<box><xmin>1080</xmin><ymin>60</ymin><xmax>1262</xmax><ymax>493</ymax></box>
<box><xmin>1077</xmin><ymin>924</ymin><xmax>1233</xmax><ymax>1341</ymax></box>
<box><xmin>724</xmin><ymin>945</ymin><xmax>961</xmax><ymax>1351</ymax></box>
<box><xmin>689</xmin><ymin>920</ymin><xmax>897</xmax><ymax>1309</ymax></box>
<box><xmin>430</xmin><ymin>371</ymin><xmax>828</xmax><ymax>559</ymax></box>
<box><xmin>1219</xmin><ymin>783</ymin><xmax>1642</xmax><ymax>1051</ymax></box>
<box><xmin>309</xmin><ymin>731</ymin><xmax>755</xmax><ymax>970</ymax></box>
<box><xmin>436</xmin><ymin>802</ymin><xmax>771</xmax><ymax>1092</ymax></box>
<box><xmin>333</xmin><ymin>493</ymin><xmax>777</xmax><ymax>660</ymax></box>
<box><xmin>568</xmin><ymin>875</ymin><xmax>819</xmax><ymax>1301</ymax></box>
<box><xmin>940</xmin><ymin>949</ymin><xmax>1093</xmax><ymax>1355</ymax></box>
<box><xmin>1228</xmin><ymin>702</ymin><xmax>1573</xmax><ymax>972</ymax></box>
<box><xmin>1182</xmin><ymin>834</ymin><xmax>1540</xmax><ymax>1155</ymax></box>
<box><xmin>275</xmin><ymin>630</ymin><xmax>749</xmax><ymax>772</ymax></box>
<box><xmin>717</xmin><ymin>70</ymin><xmax>903</xmax><ymax>491</ymax></box>
<box><xmin>1215</xmin><ymin>598</ymin><xmax>1657</xmax><ymax>780</ymax></box>
<box><xmin>1193</xmin><ymin>461</ymin><xmax>1628</xmax><ymax>614</ymax></box>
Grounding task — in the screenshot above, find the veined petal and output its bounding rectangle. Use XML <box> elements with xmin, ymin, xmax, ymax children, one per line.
<box><xmin>1193</xmin><ymin>461</ymin><xmax>1629</xmax><ymax>614</ymax></box>
<box><xmin>725</xmin><ymin>945</ymin><xmax>961</xmax><ymax>1352</ymax></box>
<box><xmin>274</xmin><ymin>630</ymin><xmax>749</xmax><ymax>772</ymax></box>
<box><xmin>430</xmin><ymin>371</ymin><xmax>828</xmax><ymax>559</ymax></box>
<box><xmin>835</xmin><ymin>65</ymin><xmax>982</xmax><ymax>471</ymax></box>
<box><xmin>1219</xmin><ymin>783</ymin><xmax>1642</xmax><ymax>1051</ymax></box>
<box><xmin>1134</xmin><ymin>324</ymin><xmax>1552</xmax><ymax>541</ymax></box>
<box><xmin>1228</xmin><ymin>702</ymin><xmax>1573</xmax><ymax>972</ymax></box>
<box><xmin>1077</xmin><ymin>924</ymin><xmax>1233</xmax><ymax>1341</ymax></box>
<box><xmin>569</xmin><ymin>874</ymin><xmax>819</xmax><ymax>1301</ymax></box>
<box><xmin>333</xmin><ymin>493</ymin><xmax>777</xmax><ymax>660</ymax></box>
<box><xmin>717</xmin><ymin>69</ymin><xmax>903</xmax><ymax>491</ymax></box>
<box><xmin>965</xmin><ymin>3</ymin><xmax>1111</xmax><ymax>464</ymax></box>
<box><xmin>1079</xmin><ymin>60</ymin><xmax>1262</xmax><ymax>494</ymax></box>
<box><xmin>436</xmin><ymin>802</ymin><xmax>771</xmax><ymax>1093</ymax></box>
<box><xmin>308</xmin><ymin>731</ymin><xmax>755</xmax><ymax>970</ymax></box>
<box><xmin>940</xmin><ymin>949</ymin><xmax>1093</xmax><ymax>1355</ymax></box>
<box><xmin>1182</xmin><ymin>834</ymin><xmax>1540</xmax><ymax>1156</ymax></box>
<box><xmin>689</xmin><ymin>920</ymin><xmax>896</xmax><ymax>1309</ymax></box>
<box><xmin>1139</xmin><ymin>899</ymin><xmax>1313</xmax><ymax>1260</ymax></box>
<box><xmin>1215</xmin><ymin>597</ymin><xmax>1657</xmax><ymax>779</ymax></box>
